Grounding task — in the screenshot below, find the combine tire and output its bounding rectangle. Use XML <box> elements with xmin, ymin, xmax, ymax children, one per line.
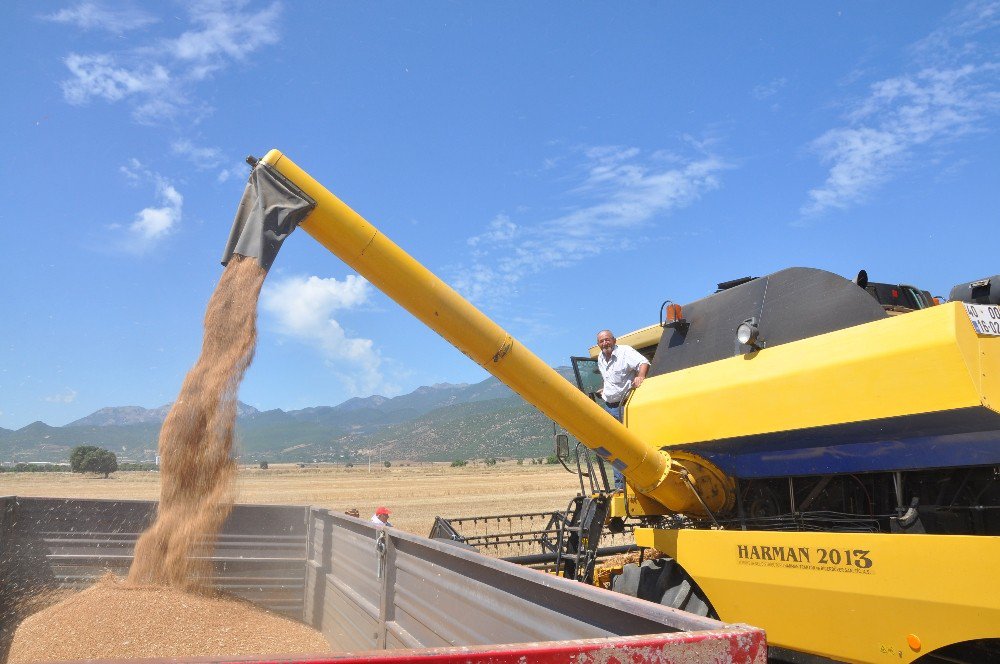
<box><xmin>611</xmin><ymin>558</ymin><xmax>716</xmax><ymax>618</ymax></box>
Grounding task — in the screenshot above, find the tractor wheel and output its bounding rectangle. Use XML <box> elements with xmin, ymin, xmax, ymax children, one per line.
<box><xmin>610</xmin><ymin>557</ymin><xmax>716</xmax><ymax>618</ymax></box>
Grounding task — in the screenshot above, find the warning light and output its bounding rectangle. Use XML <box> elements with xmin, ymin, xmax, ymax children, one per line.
<box><xmin>659</xmin><ymin>300</ymin><xmax>689</xmax><ymax>331</ymax></box>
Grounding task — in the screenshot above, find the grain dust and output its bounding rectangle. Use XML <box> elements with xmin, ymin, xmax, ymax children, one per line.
<box><xmin>7</xmin><ymin>576</ymin><xmax>330</xmax><ymax>663</ymax></box>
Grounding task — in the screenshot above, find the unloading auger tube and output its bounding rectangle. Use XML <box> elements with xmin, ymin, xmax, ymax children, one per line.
<box><xmin>233</xmin><ymin>149</ymin><xmax>735</xmax><ymax>517</ymax></box>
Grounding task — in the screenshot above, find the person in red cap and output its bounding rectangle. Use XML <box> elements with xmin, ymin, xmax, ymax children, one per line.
<box><xmin>370</xmin><ymin>506</ymin><xmax>392</xmax><ymax>527</ymax></box>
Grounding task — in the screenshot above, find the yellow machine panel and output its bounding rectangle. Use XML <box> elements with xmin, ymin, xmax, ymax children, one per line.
<box><xmin>639</xmin><ymin>527</ymin><xmax>1000</xmax><ymax>663</ymax></box>
<box><xmin>627</xmin><ymin>302</ymin><xmax>998</xmax><ymax>449</ymax></box>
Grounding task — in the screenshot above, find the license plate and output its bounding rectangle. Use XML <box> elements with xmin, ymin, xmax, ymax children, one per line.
<box><xmin>964</xmin><ymin>303</ymin><xmax>1000</xmax><ymax>336</ymax></box>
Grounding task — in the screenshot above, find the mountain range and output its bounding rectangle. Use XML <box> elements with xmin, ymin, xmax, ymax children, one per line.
<box><xmin>0</xmin><ymin>368</ymin><xmax>578</xmax><ymax>464</ymax></box>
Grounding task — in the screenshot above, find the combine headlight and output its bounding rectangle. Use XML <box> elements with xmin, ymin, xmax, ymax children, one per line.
<box><xmin>736</xmin><ymin>317</ymin><xmax>760</xmax><ymax>348</ymax></box>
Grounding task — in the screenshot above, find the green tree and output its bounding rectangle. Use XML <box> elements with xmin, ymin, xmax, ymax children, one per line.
<box><xmin>259</xmin><ymin>461</ymin><xmax>269</xmax><ymax>470</ymax></box>
<box><xmin>69</xmin><ymin>445</ymin><xmax>102</xmax><ymax>473</ymax></box>
<box><xmin>72</xmin><ymin>446</ymin><xmax>118</xmax><ymax>478</ymax></box>
<box><xmin>383</xmin><ymin>460</ymin><xmax>392</xmax><ymax>468</ymax></box>
<box><xmin>450</xmin><ymin>459</ymin><xmax>467</xmax><ymax>467</ymax></box>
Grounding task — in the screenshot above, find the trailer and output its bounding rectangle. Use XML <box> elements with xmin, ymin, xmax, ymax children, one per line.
<box><xmin>0</xmin><ymin>496</ymin><xmax>765</xmax><ymax>663</ymax></box>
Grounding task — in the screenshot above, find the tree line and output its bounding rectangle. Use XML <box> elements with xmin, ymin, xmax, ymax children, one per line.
<box><xmin>2</xmin><ymin>445</ymin><xmax>127</xmax><ymax>476</ymax></box>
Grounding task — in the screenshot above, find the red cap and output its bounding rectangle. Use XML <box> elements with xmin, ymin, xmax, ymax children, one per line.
<box><xmin>376</xmin><ymin>506</ymin><xmax>390</xmax><ymax>515</ymax></box>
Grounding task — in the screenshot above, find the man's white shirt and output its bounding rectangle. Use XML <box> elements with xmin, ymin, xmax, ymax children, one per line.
<box><xmin>597</xmin><ymin>344</ymin><xmax>650</xmax><ymax>404</ymax></box>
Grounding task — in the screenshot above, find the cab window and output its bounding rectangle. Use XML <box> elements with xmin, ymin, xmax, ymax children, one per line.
<box><xmin>571</xmin><ymin>357</ymin><xmax>603</xmax><ymax>400</ymax></box>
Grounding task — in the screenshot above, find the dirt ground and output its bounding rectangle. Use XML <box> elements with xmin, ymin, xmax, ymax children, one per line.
<box><xmin>0</xmin><ymin>462</ymin><xmax>583</xmax><ymax>537</ymax></box>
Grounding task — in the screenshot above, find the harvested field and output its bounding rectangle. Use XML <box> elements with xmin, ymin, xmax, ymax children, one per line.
<box><xmin>0</xmin><ymin>463</ymin><xmax>583</xmax><ymax>537</ymax></box>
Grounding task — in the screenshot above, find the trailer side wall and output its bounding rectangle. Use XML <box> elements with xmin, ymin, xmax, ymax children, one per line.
<box><xmin>1</xmin><ymin>497</ymin><xmax>766</xmax><ymax>663</ymax></box>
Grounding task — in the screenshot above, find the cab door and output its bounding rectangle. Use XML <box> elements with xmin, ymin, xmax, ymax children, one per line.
<box><xmin>571</xmin><ymin>356</ymin><xmax>603</xmax><ymax>401</ymax></box>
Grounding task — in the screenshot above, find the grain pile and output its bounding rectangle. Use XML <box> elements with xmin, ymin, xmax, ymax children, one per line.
<box><xmin>7</xmin><ymin>576</ymin><xmax>330</xmax><ymax>663</ymax></box>
<box><xmin>602</xmin><ymin>547</ymin><xmax>666</xmax><ymax>568</ymax></box>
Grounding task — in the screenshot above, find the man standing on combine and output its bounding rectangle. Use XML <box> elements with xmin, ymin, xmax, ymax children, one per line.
<box><xmin>596</xmin><ymin>329</ymin><xmax>650</xmax><ymax>490</ymax></box>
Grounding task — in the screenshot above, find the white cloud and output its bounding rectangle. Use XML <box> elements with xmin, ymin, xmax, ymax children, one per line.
<box><xmin>802</xmin><ymin>65</ymin><xmax>1000</xmax><ymax>216</ymax></box>
<box><xmin>44</xmin><ymin>2</ymin><xmax>158</xmax><ymax>33</ymax></box>
<box><xmin>62</xmin><ymin>53</ymin><xmax>171</xmax><ymax>105</ymax></box>
<box><xmin>911</xmin><ymin>1</ymin><xmax>1000</xmax><ymax>65</ymax></box>
<box><xmin>114</xmin><ymin>160</ymin><xmax>183</xmax><ymax>253</ymax></box>
<box><xmin>170</xmin><ymin>1</ymin><xmax>281</xmax><ymax>67</ymax></box>
<box><xmin>217</xmin><ymin>163</ymin><xmax>248</xmax><ymax>183</ymax></box>
<box><xmin>54</xmin><ymin>1</ymin><xmax>282</xmax><ymax>123</ymax></box>
<box><xmin>129</xmin><ymin>181</ymin><xmax>182</xmax><ymax>241</ymax></box>
<box><xmin>467</xmin><ymin>214</ymin><xmax>518</xmax><ymax>247</ymax></box>
<box><xmin>802</xmin><ymin>2</ymin><xmax>1000</xmax><ymax>217</ymax></box>
<box><xmin>261</xmin><ymin>275</ymin><xmax>388</xmax><ymax>395</ymax></box>
<box><xmin>752</xmin><ymin>77</ymin><xmax>788</xmax><ymax>100</ymax></box>
<box><xmin>452</xmin><ymin>145</ymin><xmax>729</xmax><ymax>304</ymax></box>
<box><xmin>119</xmin><ymin>157</ymin><xmax>143</xmax><ymax>183</ymax></box>
<box><xmin>170</xmin><ymin>141</ymin><xmax>248</xmax><ymax>183</ymax></box>
<box><xmin>45</xmin><ymin>389</ymin><xmax>78</xmax><ymax>404</ymax></box>
<box><xmin>171</xmin><ymin>139</ymin><xmax>224</xmax><ymax>168</ymax></box>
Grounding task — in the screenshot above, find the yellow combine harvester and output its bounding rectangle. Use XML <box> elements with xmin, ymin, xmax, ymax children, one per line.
<box><xmin>228</xmin><ymin>150</ymin><xmax>1000</xmax><ymax>664</ymax></box>
<box><xmin>580</xmin><ymin>273</ymin><xmax>1000</xmax><ymax>663</ymax></box>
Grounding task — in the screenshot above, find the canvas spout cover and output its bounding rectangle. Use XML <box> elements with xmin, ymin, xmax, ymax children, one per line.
<box><xmin>221</xmin><ymin>162</ymin><xmax>316</xmax><ymax>271</ymax></box>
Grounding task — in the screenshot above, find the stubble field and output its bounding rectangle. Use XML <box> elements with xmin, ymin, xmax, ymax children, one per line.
<box><xmin>0</xmin><ymin>463</ymin><xmax>583</xmax><ymax>537</ymax></box>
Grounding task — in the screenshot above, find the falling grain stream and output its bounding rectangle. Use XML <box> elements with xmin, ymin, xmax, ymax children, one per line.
<box><xmin>8</xmin><ymin>255</ymin><xmax>332</xmax><ymax>662</ymax></box>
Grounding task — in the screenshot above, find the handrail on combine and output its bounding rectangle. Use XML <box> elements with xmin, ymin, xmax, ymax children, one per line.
<box><xmin>429</xmin><ymin>512</ymin><xmax>636</xmax><ymax>567</ymax></box>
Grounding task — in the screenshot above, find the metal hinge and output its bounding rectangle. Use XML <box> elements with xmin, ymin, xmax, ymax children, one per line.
<box><xmin>375</xmin><ymin>530</ymin><xmax>387</xmax><ymax>579</ymax></box>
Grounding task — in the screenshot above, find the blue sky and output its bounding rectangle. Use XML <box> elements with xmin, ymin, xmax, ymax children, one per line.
<box><xmin>3</xmin><ymin>1</ymin><xmax>999</xmax><ymax>430</ymax></box>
